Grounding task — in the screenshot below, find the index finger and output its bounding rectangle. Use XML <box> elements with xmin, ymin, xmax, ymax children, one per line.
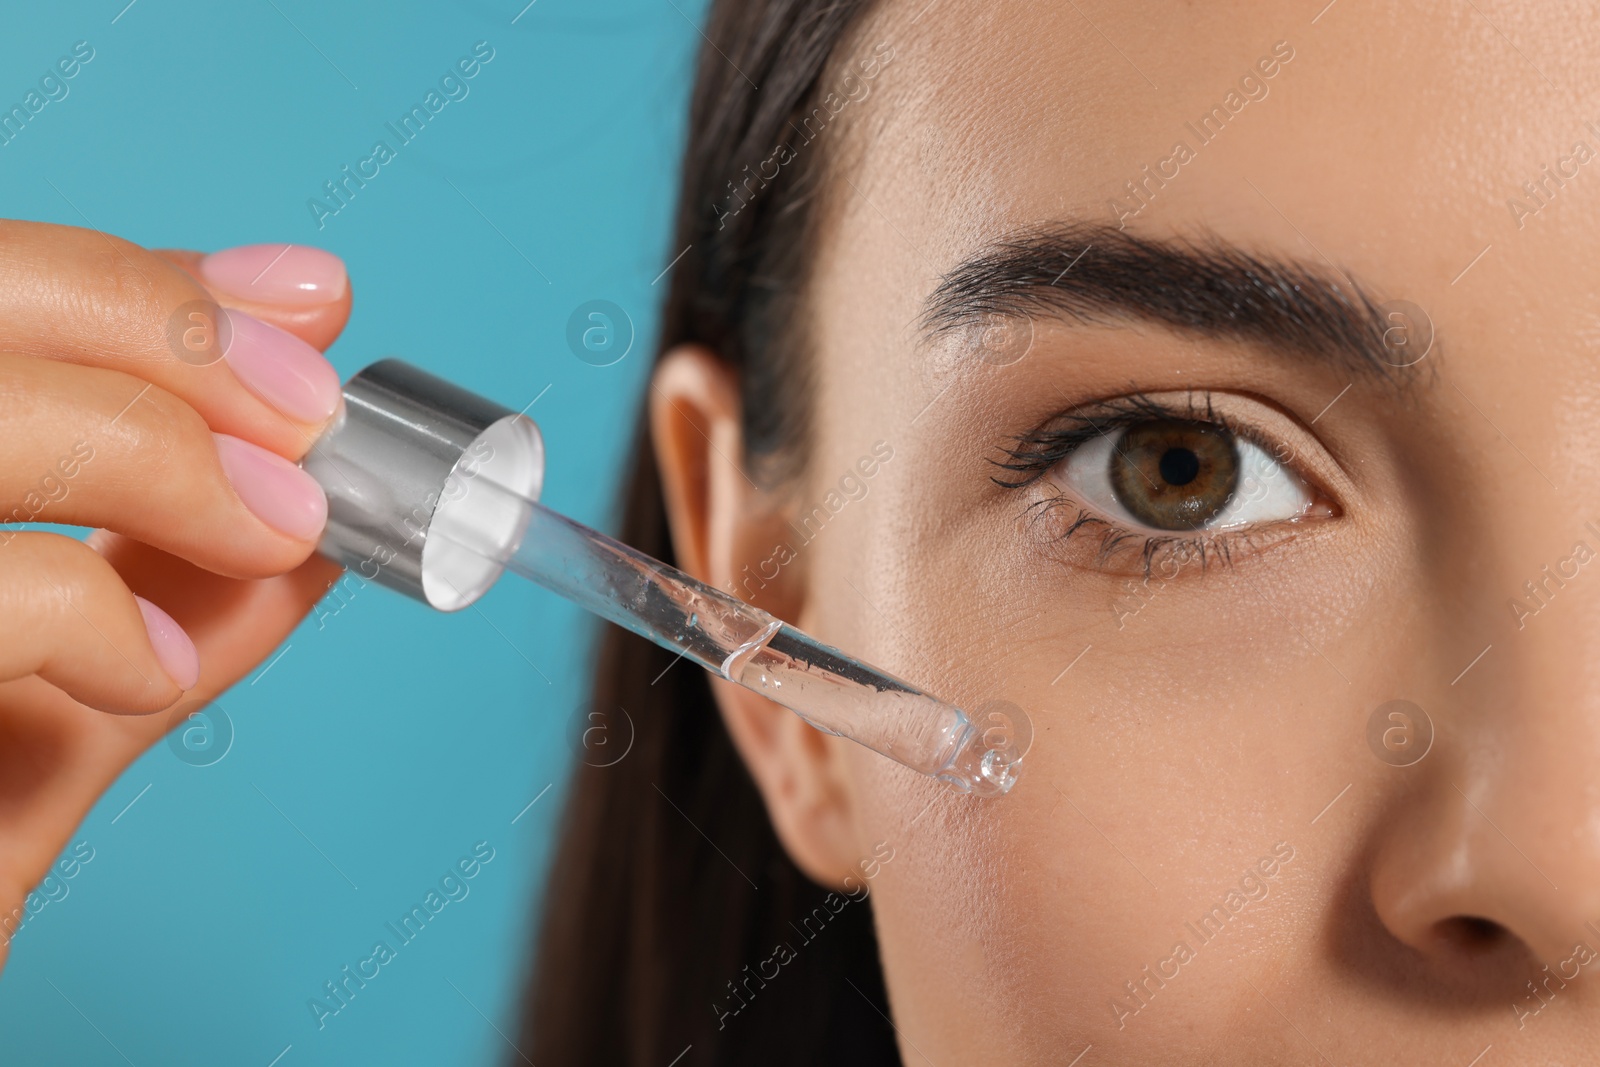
<box><xmin>156</xmin><ymin>244</ymin><xmax>352</xmax><ymax>353</ymax></box>
<box><xmin>0</xmin><ymin>220</ymin><xmax>342</xmax><ymax>462</ymax></box>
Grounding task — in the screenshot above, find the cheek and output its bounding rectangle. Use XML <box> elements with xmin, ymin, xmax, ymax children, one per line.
<box><xmin>853</xmin><ymin>770</ymin><xmax>1128</xmax><ymax>1056</ymax></box>
<box><xmin>826</xmin><ymin>463</ymin><xmax>1399</xmax><ymax>1056</ymax></box>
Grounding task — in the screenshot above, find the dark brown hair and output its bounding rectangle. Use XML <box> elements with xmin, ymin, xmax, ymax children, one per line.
<box><xmin>518</xmin><ymin>1</ymin><xmax>901</xmax><ymax>1064</ymax></box>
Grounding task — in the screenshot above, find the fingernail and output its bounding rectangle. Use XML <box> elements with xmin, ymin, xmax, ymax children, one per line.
<box><xmin>200</xmin><ymin>243</ymin><xmax>347</xmax><ymax>305</ymax></box>
<box><xmin>213</xmin><ymin>433</ymin><xmax>328</xmax><ymax>541</ymax></box>
<box><xmin>135</xmin><ymin>596</ymin><xmax>200</xmax><ymax>690</ymax></box>
<box><xmin>220</xmin><ymin>309</ymin><xmax>342</xmax><ymax>424</ymax></box>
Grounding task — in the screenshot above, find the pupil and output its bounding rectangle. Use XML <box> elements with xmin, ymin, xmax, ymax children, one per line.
<box><xmin>1158</xmin><ymin>447</ymin><xmax>1200</xmax><ymax>486</ymax></box>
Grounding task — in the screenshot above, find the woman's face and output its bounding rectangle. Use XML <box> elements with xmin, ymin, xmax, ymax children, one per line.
<box><xmin>776</xmin><ymin>0</ymin><xmax>1600</xmax><ymax>1060</ymax></box>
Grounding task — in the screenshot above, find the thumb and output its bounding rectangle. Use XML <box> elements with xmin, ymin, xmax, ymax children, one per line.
<box><xmin>92</xmin><ymin>531</ymin><xmax>343</xmax><ymax>701</ymax></box>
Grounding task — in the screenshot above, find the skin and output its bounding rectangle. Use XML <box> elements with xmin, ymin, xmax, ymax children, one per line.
<box><xmin>2</xmin><ymin>3</ymin><xmax>1593</xmax><ymax>1060</ymax></box>
<box><xmin>653</xmin><ymin>1</ymin><xmax>1600</xmax><ymax>1063</ymax></box>
<box><xmin>0</xmin><ymin>222</ymin><xmax>345</xmax><ymax>972</ymax></box>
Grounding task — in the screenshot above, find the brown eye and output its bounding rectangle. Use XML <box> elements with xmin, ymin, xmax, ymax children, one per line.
<box><xmin>1109</xmin><ymin>419</ymin><xmax>1239</xmax><ymax>530</ymax></box>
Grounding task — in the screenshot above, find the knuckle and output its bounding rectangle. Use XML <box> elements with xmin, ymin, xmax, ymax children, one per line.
<box><xmin>28</xmin><ymin>532</ymin><xmax>110</xmax><ymax>610</ymax></box>
<box><xmin>6</xmin><ymin>535</ymin><xmax>110</xmax><ymax>642</ymax></box>
<box><xmin>61</xmin><ymin>235</ymin><xmax>196</xmax><ymax>362</ymax></box>
<box><xmin>90</xmin><ymin>244</ymin><xmax>174</xmax><ymax>342</ymax></box>
<box><xmin>109</xmin><ymin>375</ymin><xmax>208</xmax><ymax>461</ymax></box>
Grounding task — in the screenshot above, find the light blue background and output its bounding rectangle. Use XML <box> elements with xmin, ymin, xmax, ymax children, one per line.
<box><xmin>0</xmin><ymin>2</ymin><xmax>702</xmax><ymax>1063</ymax></box>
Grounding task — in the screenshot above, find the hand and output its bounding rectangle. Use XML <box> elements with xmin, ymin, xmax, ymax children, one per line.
<box><xmin>0</xmin><ymin>222</ymin><xmax>352</xmax><ymax>969</ymax></box>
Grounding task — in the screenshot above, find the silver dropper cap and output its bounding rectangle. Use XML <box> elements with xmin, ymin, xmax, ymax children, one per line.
<box><xmin>301</xmin><ymin>359</ymin><xmax>545</xmax><ymax>612</ymax></box>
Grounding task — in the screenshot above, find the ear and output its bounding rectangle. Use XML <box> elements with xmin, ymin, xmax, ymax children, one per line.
<box><xmin>649</xmin><ymin>344</ymin><xmax>863</xmax><ymax>887</ymax></box>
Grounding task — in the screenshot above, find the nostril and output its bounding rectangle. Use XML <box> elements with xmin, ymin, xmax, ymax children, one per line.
<box><xmin>1434</xmin><ymin>915</ymin><xmax>1510</xmax><ymax>954</ymax></box>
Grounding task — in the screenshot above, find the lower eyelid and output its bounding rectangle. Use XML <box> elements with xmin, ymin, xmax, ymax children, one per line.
<box><xmin>1026</xmin><ymin>494</ymin><xmax>1309</xmax><ymax>580</ymax></box>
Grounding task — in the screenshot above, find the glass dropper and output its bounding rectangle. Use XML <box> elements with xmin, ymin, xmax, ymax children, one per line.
<box><xmin>302</xmin><ymin>359</ymin><xmax>1028</xmax><ymax>797</ymax></box>
<box><xmin>432</xmin><ymin>477</ymin><xmax>1025</xmax><ymax>796</ymax></box>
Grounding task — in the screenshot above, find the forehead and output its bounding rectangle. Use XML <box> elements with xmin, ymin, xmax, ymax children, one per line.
<box><xmin>815</xmin><ymin>1</ymin><xmax>1599</xmax><ymax>360</ymax></box>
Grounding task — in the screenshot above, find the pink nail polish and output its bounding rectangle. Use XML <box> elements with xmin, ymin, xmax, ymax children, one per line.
<box><xmin>200</xmin><ymin>243</ymin><xmax>348</xmax><ymax>305</ymax></box>
<box><xmin>213</xmin><ymin>433</ymin><xmax>329</xmax><ymax>541</ymax></box>
<box><xmin>135</xmin><ymin>596</ymin><xmax>200</xmax><ymax>690</ymax></box>
<box><xmin>219</xmin><ymin>309</ymin><xmax>342</xmax><ymax>424</ymax></box>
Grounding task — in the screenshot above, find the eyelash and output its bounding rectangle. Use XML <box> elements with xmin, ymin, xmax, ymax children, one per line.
<box><xmin>991</xmin><ymin>390</ymin><xmax>1298</xmax><ymax>579</ymax></box>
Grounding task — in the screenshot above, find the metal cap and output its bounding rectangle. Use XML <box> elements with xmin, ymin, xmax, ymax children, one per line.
<box><xmin>301</xmin><ymin>359</ymin><xmax>544</xmax><ymax>612</ymax></box>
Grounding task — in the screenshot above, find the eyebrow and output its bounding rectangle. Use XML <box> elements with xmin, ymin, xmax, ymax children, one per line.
<box><xmin>920</xmin><ymin>222</ymin><xmax>1418</xmax><ymax>384</ymax></box>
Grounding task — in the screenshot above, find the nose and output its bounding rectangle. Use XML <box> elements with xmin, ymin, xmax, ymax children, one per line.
<box><xmin>1369</xmin><ymin>768</ymin><xmax>1600</xmax><ymax>967</ymax></box>
<box><xmin>1368</xmin><ymin>620</ymin><xmax>1600</xmax><ymax>969</ymax></box>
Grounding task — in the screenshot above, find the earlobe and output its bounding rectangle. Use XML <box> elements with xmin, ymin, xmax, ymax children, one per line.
<box><xmin>648</xmin><ymin>344</ymin><xmax>865</xmax><ymax>889</ymax></box>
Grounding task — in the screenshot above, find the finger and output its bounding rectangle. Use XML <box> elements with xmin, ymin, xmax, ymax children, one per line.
<box><xmin>0</xmin><ymin>356</ymin><xmax>327</xmax><ymax>575</ymax></box>
<box><xmin>0</xmin><ymin>218</ymin><xmax>341</xmax><ymax>460</ymax></box>
<box><xmin>0</xmin><ymin>536</ymin><xmax>339</xmax><ymax>966</ymax></box>
<box><xmin>0</xmin><ymin>532</ymin><xmax>195</xmax><ymax>714</ymax></box>
<box><xmin>95</xmin><ymin>530</ymin><xmax>343</xmax><ymax>674</ymax></box>
<box><xmin>155</xmin><ymin>245</ymin><xmax>351</xmax><ymax>353</ymax></box>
